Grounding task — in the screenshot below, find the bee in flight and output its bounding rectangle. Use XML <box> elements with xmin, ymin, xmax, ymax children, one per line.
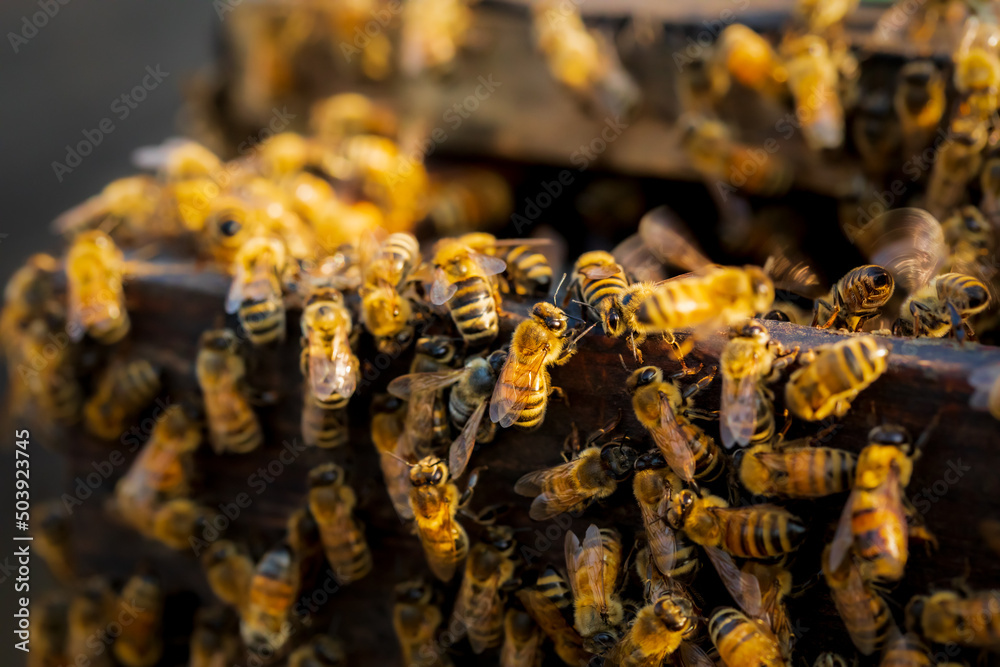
<box><xmin>784</xmin><ymin>336</ymin><xmax>890</xmax><ymax>422</ymax></box>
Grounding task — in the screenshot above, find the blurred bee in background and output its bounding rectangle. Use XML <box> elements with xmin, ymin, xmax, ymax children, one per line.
<box><xmin>370</xmin><ymin>394</ymin><xmax>415</xmax><ymax>521</ymax></box>
<box><xmin>459</xmin><ymin>232</ymin><xmax>554</xmax><ymax>298</ymax></box>
<box><xmin>632</xmin><ymin>450</ymin><xmax>700</xmax><ymax>581</ymax></box>
<box><xmin>780</xmin><ymin>34</ymin><xmax>846</xmax><ymax>150</ymax></box>
<box><xmin>895</xmin><ymin>272</ymin><xmax>991</xmax><ymax>340</ymax></box>
<box><xmin>906</xmin><ymin>587</ymin><xmax>1000</xmax><ymax>647</ymax></box>
<box><xmin>300</xmin><ymin>286</ymin><xmax>358</xmax><ymax>448</ymax></box>
<box><xmin>681</xmin><ymin>116</ymin><xmax>793</xmax><ymax>197</ymax></box>
<box><xmin>516</xmin><ymin>581</ymin><xmax>590</xmax><ymax>667</ymax></box>
<box><xmin>490</xmin><ymin>302</ymin><xmax>588</xmax><ymax>430</ymax></box>
<box><xmin>399</xmin><ymin>0</ymin><xmax>472</xmax><ymax>76</ymax></box>
<box><xmin>226</xmin><ymin>236</ymin><xmax>288</xmax><ymax>346</ymax></box>
<box><xmin>627</xmin><ymin>366</ymin><xmax>725</xmax><ymax>485</ymax></box>
<box><xmin>359</xmin><ymin>231</ymin><xmax>421</xmax><ymax>350</ymax></box>
<box><xmin>500</xmin><ymin>608</ymin><xmax>543</xmax><ymax>667</ymax></box>
<box><xmin>711</xmin><ymin>24</ymin><xmax>787</xmax><ymax>100</ymax></box>
<box><xmin>285</xmin><ymin>507</ymin><xmax>324</xmax><ymax>590</ymax></box>
<box><xmin>719</xmin><ymin>321</ymin><xmax>797</xmax><ymax>449</ymax></box>
<box><xmin>288</xmin><ymin>635</ymin><xmax>347</xmax><ymax>667</ymax></box>
<box><xmin>408</xmin><ymin>456</ymin><xmax>479</xmax><ymax>582</ymax></box>
<box><xmin>240</xmin><ymin>543</ymin><xmax>298</xmax><ymax>653</ymax></box>
<box><xmin>426</xmin><ymin>169</ymin><xmax>513</xmax><ymax>237</ymax></box>
<box><xmin>198</xmin><ymin>196</ymin><xmax>262</xmax><ymax>266</ymax></box>
<box><xmin>853</xmin><ymin>86</ymin><xmax>901</xmax><ymax>183</ymax></box>
<box><xmin>202</xmin><ymin>540</ymin><xmax>254</xmax><ymax>613</ymax></box>
<box><xmin>0</xmin><ymin>253</ymin><xmax>60</xmax><ymax>340</ymax></box>
<box><xmin>796</xmin><ymin>0</ymin><xmax>859</xmax><ymax>35</ymax></box>
<box><xmin>980</xmin><ymin>154</ymin><xmax>1000</xmax><ymax>217</ymax></box>
<box><xmin>307</xmin><ymin>463</ymin><xmax>372</xmax><ymax>585</ymax></box>
<box><xmin>676</xmin><ymin>51</ymin><xmax>729</xmax><ymax>116</ymax></box>
<box><xmin>429</xmin><ymin>237</ymin><xmax>506</xmax><ymax>347</ymax></box>
<box><xmin>150</xmin><ymin>498</ymin><xmax>209</xmax><ymax>550</ymax></box>
<box><xmin>784</xmin><ymin>336</ymin><xmax>890</xmax><ymax>421</ymax></box>
<box><xmin>67</xmin><ymin>578</ymin><xmax>116</xmax><ymax>667</ymax></box>
<box><xmin>196</xmin><ymin>329</ymin><xmax>263</xmax><ymax>454</ymax></box>
<box><xmin>828</xmin><ymin>424</ymin><xmax>934</xmax><ymax>583</ymax></box>
<box><xmin>531</xmin><ymin>0</ymin><xmax>641</xmax><ymax>119</ymax></box>
<box><xmin>564</xmin><ymin>524</ymin><xmax>624</xmax><ymax>650</ymax></box>
<box><xmin>940</xmin><ymin>206</ymin><xmax>997</xmax><ymax>275</ymax></box>
<box><xmin>814</xmin><ymin>653</ymin><xmax>850</xmax><ymax>667</ymax></box>
<box><xmin>926</xmin><ymin>118</ymin><xmax>988</xmax><ymax>219</ymax></box>
<box><xmin>822</xmin><ymin>544</ymin><xmax>896</xmax><ymax>655</ymax></box>
<box><xmin>708</xmin><ymin>607</ymin><xmax>787</xmax><ymax>667</ymax></box>
<box><xmin>393</xmin><ymin>579</ymin><xmax>453</xmax><ymax>667</ymax></box>
<box><xmin>514</xmin><ymin>421</ymin><xmax>638</xmax><ymax>520</ymax></box>
<box><xmin>190</xmin><ymin>606</ymin><xmax>240</xmax><ymax>667</ymax></box>
<box><xmin>113</xmin><ymin>573</ymin><xmax>164</xmax><ymax>667</ymax></box>
<box><xmin>970</xmin><ymin>361</ymin><xmax>1000</xmax><ymax>420</ymax></box>
<box><xmin>65</xmin><ymin>230</ymin><xmax>130</xmax><ymax>344</ymax></box>
<box><xmin>114</xmin><ymin>404</ymin><xmax>200</xmax><ymax>532</ymax></box>
<box><xmin>9</xmin><ymin>313</ymin><xmax>82</xmax><ymax>427</ymax></box>
<box><xmin>33</xmin><ymin>502</ymin><xmax>73</xmax><ymax>583</ymax></box>
<box><xmin>812</xmin><ymin>265</ymin><xmax>895</xmax><ymax>331</ymax></box>
<box><xmin>738</xmin><ymin>440</ymin><xmax>857</xmax><ymax>498</ymax></box>
<box><xmin>52</xmin><ymin>176</ymin><xmax>164</xmax><ymax>243</ymax></box>
<box><xmin>29</xmin><ymin>594</ymin><xmax>69</xmax><ymax>667</ymax></box>
<box><xmin>879</xmin><ymin>632</ymin><xmax>934</xmax><ymax>667</ymax></box>
<box><xmin>311</xmin><ymin>93</ymin><xmax>398</xmax><ymax>143</ymax></box>
<box><xmin>83</xmin><ymin>357</ymin><xmax>162</xmax><ymax>440</ymax></box>
<box><xmin>895</xmin><ymin>60</ymin><xmax>947</xmax><ymax>161</ymax></box>
<box><xmin>387</xmin><ymin>335</ymin><xmax>463</xmax><ymax>456</ymax></box>
<box><xmin>953</xmin><ymin>21</ymin><xmax>1000</xmax><ymax>123</ymax></box>
<box><xmin>451</xmin><ymin>525</ymin><xmax>519</xmax><ymax>654</ymax></box>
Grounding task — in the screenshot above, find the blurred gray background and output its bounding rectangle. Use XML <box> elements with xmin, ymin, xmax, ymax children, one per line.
<box><xmin>1</xmin><ymin>3</ymin><xmax>216</xmax><ymax>664</ymax></box>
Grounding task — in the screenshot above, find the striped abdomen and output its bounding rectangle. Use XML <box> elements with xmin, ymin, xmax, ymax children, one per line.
<box><xmin>319</xmin><ymin>518</ymin><xmax>372</xmax><ymax>585</ymax></box>
<box><xmin>772</xmin><ymin>447</ymin><xmax>856</xmax><ymax>497</ymax></box>
<box><xmin>833</xmin><ymin>579</ymin><xmax>893</xmax><ymax>655</ymax></box>
<box><xmin>880</xmin><ymin>633</ymin><xmax>932</xmax><ymax>667</ymax></box>
<box><xmin>239</xmin><ymin>279</ymin><xmax>285</xmax><ymax>345</ymax></box>
<box><xmin>709</xmin><ymin>608</ymin><xmax>785</xmax><ymax>667</ymax></box>
<box><xmin>666</xmin><ymin>531</ymin><xmax>701</xmax><ymax>581</ymax></box>
<box><xmin>681</xmin><ymin>419</ymin><xmax>726</xmax><ymax>483</ymax></box>
<box><xmin>720</xmin><ymin>507</ymin><xmax>806</xmax><ymax>559</ymax></box>
<box><xmin>447</xmin><ymin>276</ymin><xmax>498</xmax><ymax>346</ymax></box>
<box><xmin>851</xmin><ymin>488</ymin><xmax>907</xmax><ymax>581</ymax></box>
<box><xmin>749</xmin><ymin>389</ymin><xmax>776</xmax><ymax>447</ymax></box>
<box><xmin>205</xmin><ymin>386</ymin><xmax>262</xmax><ymax>454</ymax></box>
<box><xmin>578</xmin><ymin>265</ymin><xmax>627</xmax><ymax>316</ymax></box>
<box><xmin>301</xmin><ymin>398</ymin><xmax>348</xmax><ymax>448</ymax></box>
<box><xmin>374</xmin><ymin>233</ymin><xmax>420</xmax><ymax>286</ymax></box>
<box><xmin>504</xmin><ymin>245</ymin><xmax>552</xmax><ymax>296</ymax></box>
<box><xmin>495</xmin><ymin>358</ymin><xmax>547</xmax><ymax>430</ymax></box>
<box><xmin>536</xmin><ymin>567</ymin><xmax>574</xmax><ymax>610</ymax></box>
<box><xmin>786</xmin><ymin>337</ymin><xmax>889</xmax><ymax>420</ymax></box>
<box><xmin>635</xmin><ymin>277</ymin><xmax>717</xmax><ymax>332</ymax></box>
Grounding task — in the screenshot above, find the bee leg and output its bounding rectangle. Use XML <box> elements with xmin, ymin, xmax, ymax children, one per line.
<box><xmin>945</xmin><ymin>300</ymin><xmax>966</xmax><ymax>343</ymax></box>
<box><xmin>584</xmin><ymin>411</ymin><xmax>623</xmax><ymax>447</ymax></box>
<box><xmin>908</xmin><ymin>523</ymin><xmax>939</xmax><ymax>553</ymax></box>
<box><xmin>776</xmin><ymin>409</ymin><xmax>792</xmax><ymax>444</ymax></box>
<box><xmin>461</xmin><ymin>503</ymin><xmax>510</xmax><ymax>525</ymax></box>
<box><xmin>458</xmin><ymin>466</ymin><xmax>486</xmax><ymax>508</ymax></box>
<box><xmin>963</xmin><ymin>321</ymin><xmax>978</xmax><ymax>342</ymax></box>
<box><xmin>548</xmin><ymin>385</ymin><xmax>569</xmax><ymax>407</ymax></box>
<box><xmin>681</xmin><ymin>367</ymin><xmax>717</xmax><ymax>401</ymax></box>
<box><xmin>561</xmin><ymin>422</ymin><xmax>581</xmax><ymax>462</ymax></box>
<box><xmin>814</xmin><ymin>300</ymin><xmax>840</xmax><ymax>329</ymax></box>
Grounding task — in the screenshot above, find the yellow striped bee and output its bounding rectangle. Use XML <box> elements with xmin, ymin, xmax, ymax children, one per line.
<box><xmin>409</xmin><ymin>456</ymin><xmax>478</xmax><ymax>582</ymax></box>
<box><xmin>65</xmin><ymin>230</ymin><xmax>130</xmax><ymax>344</ymax></box>
<box><xmin>516</xmin><ymin>583</ymin><xmax>590</xmax><ymax>667</ymax></box>
<box><xmin>429</xmin><ymin>238</ymin><xmax>506</xmax><ymax>347</ymax></box>
<box><xmin>738</xmin><ymin>441</ymin><xmax>856</xmax><ymax>498</ymax></box>
<box><xmin>458</xmin><ymin>232</ymin><xmax>554</xmax><ymax>298</ymax></box>
<box><xmin>387</xmin><ymin>336</ymin><xmax>463</xmax><ymax>456</ymax></box>
<box><xmin>196</xmin><ymin>329</ymin><xmax>263</xmax><ymax>454</ymax></box>
<box><xmin>632</xmin><ymin>450</ymin><xmax>700</xmax><ymax>582</ymax></box>
<box><xmin>784</xmin><ymin>336</ymin><xmax>890</xmax><ymax>422</ymax></box>
<box><xmin>812</xmin><ymin>265</ymin><xmax>895</xmax><ymax>332</ymax></box>
<box><xmin>113</xmin><ymin>574</ymin><xmax>164</xmax><ymax>667</ymax></box>
<box><xmin>83</xmin><ymin>357</ymin><xmax>161</xmax><ymax>440</ymax></box>
<box><xmin>226</xmin><ymin>236</ymin><xmax>288</xmax><ymax>345</ymax></box>
<box><xmin>895</xmin><ymin>272</ymin><xmax>991</xmax><ymax>340</ymax></box>
<box><xmin>564</xmin><ymin>524</ymin><xmax>624</xmax><ymax>648</ymax></box>
<box><xmin>906</xmin><ymin>587</ymin><xmax>1000</xmax><ymax>648</ymax></box>
<box><xmin>708</xmin><ymin>607</ymin><xmax>786</xmax><ymax>667</ymax></box>
<box><xmin>359</xmin><ymin>232</ymin><xmax>421</xmax><ymax>349</ymax></box>
<box><xmin>822</xmin><ymin>544</ymin><xmax>896</xmax><ymax>655</ymax></box>
<box><xmin>451</xmin><ymin>526</ymin><xmax>519</xmax><ymax>654</ymax></box>
<box><xmin>393</xmin><ymin>579</ymin><xmax>453</xmax><ymax>667</ymax></box>
<box><xmin>307</xmin><ymin>463</ymin><xmax>372</xmax><ymax>585</ymax></box>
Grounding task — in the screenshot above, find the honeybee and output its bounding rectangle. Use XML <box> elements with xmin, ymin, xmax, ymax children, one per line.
<box><xmin>241</xmin><ymin>543</ymin><xmax>298</xmax><ymax>652</ymax></box>
<box><xmin>195</xmin><ymin>329</ymin><xmax>263</xmax><ymax>454</ymax></box>
<box><xmin>114</xmin><ymin>404</ymin><xmax>200</xmax><ymax>530</ymax></box>
<box><xmin>151</xmin><ymin>498</ymin><xmax>209</xmax><ymax>550</ymax></box>
<box><xmin>359</xmin><ymin>232</ymin><xmax>421</xmax><ymax>348</ymax></box>
<box><xmin>682</xmin><ymin>116</ymin><xmax>793</xmax><ymax>197</ymax></box>
<box><xmin>712</xmin><ymin>24</ymin><xmax>787</xmax><ymax>99</ymax></box>
<box><xmin>65</xmin><ymin>230</ymin><xmax>130</xmax><ymax>344</ymax></box>
<box><xmin>894</xmin><ymin>272</ymin><xmax>991</xmax><ymax>340</ymax></box>
<box><xmin>906</xmin><ymin>588</ymin><xmax>1000</xmax><ymax>647</ymax></box>
<box><xmin>8</xmin><ymin>312</ymin><xmax>82</xmax><ymax>426</ymax></box>
<box><xmin>490</xmin><ymin>302</ymin><xmax>587</xmax><ymax>430</ymax></box>
<box><xmin>564</xmin><ymin>524</ymin><xmax>624</xmax><ymax>645</ymax></box>
<box><xmin>393</xmin><ymin>579</ymin><xmax>453</xmax><ymax>667</ymax></box>
<box><xmin>371</xmin><ymin>394</ymin><xmax>415</xmax><ymax>521</ymax></box>
<box><xmin>429</xmin><ymin>238</ymin><xmax>506</xmax><ymax>347</ymax></box>
<box><xmin>387</xmin><ymin>336</ymin><xmax>463</xmax><ymax>456</ymax></box>
<box><xmin>67</xmin><ymin>578</ymin><xmax>116</xmax><ymax>667</ymax></box>
<box><xmin>1</xmin><ymin>253</ymin><xmax>59</xmax><ymax>339</ymax></box>
<box><xmin>83</xmin><ymin>357</ymin><xmax>162</xmax><ymax>440</ymax></box>
<box><xmin>307</xmin><ymin>463</ymin><xmax>372</xmax><ymax>585</ymax></box>
<box><xmin>451</xmin><ymin>526</ymin><xmax>519</xmax><ymax>654</ymax></box>
<box><xmin>515</xmin><ymin>438</ymin><xmax>637</xmax><ymax>521</ymax></box>
<box><xmin>409</xmin><ymin>456</ymin><xmax>477</xmax><ymax>582</ymax></box>
<box><xmin>52</xmin><ymin>176</ymin><xmax>163</xmax><ymax>242</ymax></box>
<box><xmin>197</xmin><ymin>196</ymin><xmax>266</xmax><ymax>266</ymax></box>
<box><xmin>33</xmin><ymin>502</ymin><xmax>73</xmax><ymax>583</ymax></box>
<box><xmin>797</xmin><ymin>0</ymin><xmax>859</xmax><ymax>34</ymax></box>
<box><xmin>880</xmin><ymin>632</ymin><xmax>933</xmax><ymax>667</ymax></box>
<box><xmin>500</xmin><ymin>609</ymin><xmax>543</xmax><ymax>667</ymax></box>
<box><xmin>113</xmin><ymin>574</ymin><xmax>163</xmax><ymax>667</ymax></box>
<box><xmin>570</xmin><ymin>250</ymin><xmax>629</xmax><ymax>333</ymax></box>
<box><xmin>784</xmin><ymin>336</ymin><xmax>891</xmax><ymax>422</ymax></box>
<box><xmin>895</xmin><ymin>61</ymin><xmax>947</xmax><ymax>160</ymax></box>
<box><xmin>460</xmin><ymin>232</ymin><xmax>555</xmax><ymax>298</ymax></box>
<box><xmin>30</xmin><ymin>594</ymin><xmax>69</xmax><ymax>667</ymax></box>
<box><xmin>926</xmin><ymin>119</ymin><xmax>988</xmax><ymax>219</ymax></box>
<box><xmin>828</xmin><ymin>425</ymin><xmax>932</xmax><ymax>583</ymax></box>
<box><xmin>941</xmin><ymin>206</ymin><xmax>996</xmax><ymax>274</ymax></box>
<box><xmin>780</xmin><ymin>34</ymin><xmax>845</xmax><ymax>150</ymax></box>
<box><xmin>311</xmin><ymin>93</ymin><xmax>398</xmax><ymax>142</ymax></box>
<box><xmin>719</xmin><ymin>322</ymin><xmax>797</xmax><ymax>449</ymax></box>
<box><xmin>812</xmin><ymin>265</ymin><xmax>895</xmax><ymax>332</ymax></box>
<box><xmin>427</xmin><ymin>170</ymin><xmax>513</xmax><ymax>237</ymax></box>
<box><xmin>627</xmin><ymin>366</ymin><xmax>725</xmax><ymax>485</ymax></box>
<box><xmin>822</xmin><ymin>544</ymin><xmax>895</xmax><ymax>655</ymax></box>
<box><xmin>970</xmin><ymin>362</ymin><xmax>1000</xmax><ymax>420</ymax></box>
<box><xmin>190</xmin><ymin>606</ymin><xmax>239</xmax><ymax>667</ymax></box>
<box><xmin>226</xmin><ymin>236</ymin><xmax>287</xmax><ymax>345</ymax></box>
<box><xmin>535</xmin><ymin>565</ymin><xmax>575</xmax><ymax>611</ymax></box>
<box><xmin>202</xmin><ymin>540</ymin><xmax>254</xmax><ymax>612</ymax></box>
<box><xmin>516</xmin><ymin>585</ymin><xmax>590</xmax><ymax>667</ymax></box>
<box><xmin>738</xmin><ymin>440</ymin><xmax>857</xmax><ymax>498</ymax></box>
<box><xmin>708</xmin><ymin>607</ymin><xmax>786</xmax><ymax>667</ymax></box>
<box><xmin>288</xmin><ymin>635</ymin><xmax>347</xmax><ymax>667</ymax></box>
<box><xmin>632</xmin><ymin>450</ymin><xmax>701</xmax><ymax>581</ymax></box>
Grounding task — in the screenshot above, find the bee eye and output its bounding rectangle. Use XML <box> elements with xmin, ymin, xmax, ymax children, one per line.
<box><xmin>431</xmin><ymin>468</ymin><xmax>443</xmax><ymax>483</ymax></box>
<box><xmin>219</xmin><ymin>219</ymin><xmax>241</xmax><ymax>237</ymax></box>
<box><xmin>873</xmin><ymin>273</ymin><xmax>890</xmax><ymax>287</ymax></box>
<box><xmin>607</xmin><ymin>311</ymin><xmax>620</xmax><ymax>328</ymax></box>
<box><xmin>639</xmin><ymin>368</ymin><xmax>657</xmax><ymax>384</ymax></box>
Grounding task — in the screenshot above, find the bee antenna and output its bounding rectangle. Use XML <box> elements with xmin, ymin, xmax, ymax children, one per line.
<box><xmin>567</xmin><ymin>322</ymin><xmax>598</xmax><ymax>346</ymax></box>
<box><xmin>572</xmin><ymin>299</ymin><xmax>599</xmax><ymax>315</ymax></box>
<box><xmin>564</xmin><ymin>314</ymin><xmax>587</xmax><ymax>323</ymax></box>
<box><xmin>618</xmin><ymin>354</ymin><xmax>629</xmax><ymax>371</ymax></box>
<box><xmin>384</xmin><ymin>450</ymin><xmax>417</xmax><ymax>468</ymax></box>
<box><xmin>553</xmin><ymin>272</ymin><xmax>568</xmax><ymax>305</ymax></box>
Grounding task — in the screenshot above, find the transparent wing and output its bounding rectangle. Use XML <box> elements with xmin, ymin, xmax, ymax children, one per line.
<box><xmin>225</xmin><ymin>266</ymin><xmax>247</xmax><ymax>314</ymax></box>
<box><xmin>855</xmin><ymin>208</ymin><xmax>946</xmax><ymax>293</ymax></box>
<box><xmin>638</xmin><ymin>496</ymin><xmax>677</xmax><ymax>575</ymax></box>
<box><xmin>832</xmin><ymin>560</ymin><xmax>879</xmax><ymax>655</ymax></box>
<box><xmin>581</xmin><ymin>525</ymin><xmax>608</xmax><ymax>617</ymax></box>
<box><xmin>763</xmin><ymin>246</ymin><xmax>827</xmax><ymax>299</ymax></box>
<box><xmin>720</xmin><ymin>372</ymin><xmax>759</xmax><ymax>450</ymax></box>
<box><xmin>448</xmin><ymin>400</ymin><xmax>487</xmax><ymax>478</ymax></box>
<box><xmin>828</xmin><ymin>489</ymin><xmax>859</xmax><ymax>573</ymax></box>
<box><xmin>639</xmin><ymin>205</ymin><xmax>712</xmax><ymax>272</ymax></box>
<box><xmin>580</xmin><ymin>264</ymin><xmax>622</xmax><ymax>280</ymax></box>
<box><xmin>490</xmin><ymin>344</ymin><xmax>549</xmax><ymax>428</ymax></box>
<box><xmin>429</xmin><ymin>266</ymin><xmax>458</xmax><ymax>306</ymax></box>
<box><xmin>679</xmin><ymin>643</ymin><xmax>715</xmax><ymax>667</ymax></box>
<box><xmin>648</xmin><ymin>392</ymin><xmax>696</xmax><ymax>483</ymax></box>
<box><xmin>705</xmin><ymin>545</ymin><xmax>762</xmax><ymax>617</ymax></box>
<box><xmin>564</xmin><ymin>531</ymin><xmax>582</xmax><ymax>599</ymax></box>
<box><xmin>308</xmin><ymin>329</ymin><xmax>358</xmax><ymax>400</ymax></box>
<box><xmin>611</xmin><ymin>232</ymin><xmax>669</xmax><ymax>283</ymax></box>
<box><xmin>387</xmin><ymin>370</ymin><xmax>464</xmax><ymax>399</ymax></box>
<box><xmin>472</xmin><ymin>252</ymin><xmax>507</xmax><ymax>276</ymax></box>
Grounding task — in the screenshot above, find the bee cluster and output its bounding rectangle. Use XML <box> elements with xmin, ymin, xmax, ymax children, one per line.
<box><xmin>11</xmin><ymin>1</ymin><xmax>1000</xmax><ymax>667</ymax></box>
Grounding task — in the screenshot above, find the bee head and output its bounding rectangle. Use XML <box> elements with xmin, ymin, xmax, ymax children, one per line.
<box><xmin>486</xmin><ymin>525</ymin><xmax>515</xmax><ymax>552</ymax></box>
<box><xmin>486</xmin><ymin>349</ymin><xmax>508</xmax><ymax>374</ymax></box>
<box><xmin>669</xmin><ymin>489</ymin><xmax>697</xmax><ymax>528</ymax></box>
<box><xmin>531</xmin><ymin>302</ymin><xmax>569</xmax><ymax>335</ymax></box>
<box><xmin>627</xmin><ymin>366</ymin><xmax>662</xmax><ymax>392</ymax></box>
<box><xmin>736</xmin><ymin>320</ymin><xmax>769</xmax><ymax>343</ymax></box>
<box><xmin>416</xmin><ymin>336</ymin><xmax>456</xmax><ymax>363</ymax></box>
<box><xmin>394</xmin><ymin>579</ymin><xmax>432</xmax><ymax>604</ymax></box>
<box><xmin>199</xmin><ymin>329</ymin><xmax>237</xmax><ymax>354</ymax></box>
<box><xmin>762</xmin><ymin>309</ymin><xmax>791</xmax><ymax>323</ymax></box>
<box><xmin>600</xmin><ymin>443</ymin><xmax>639</xmax><ymax>481</ymax></box>
<box><xmin>746</xmin><ymin>266</ymin><xmax>775</xmax><ymax>312</ymax></box>
<box><xmin>372</xmin><ymin>394</ymin><xmax>403</xmax><ymax>413</ymax></box>
<box><xmin>653</xmin><ymin>596</ymin><xmax>694</xmax><ymax>633</ymax></box>
<box><xmin>410</xmin><ymin>456</ymin><xmax>448</xmax><ymax>487</ymax></box>
<box><xmin>308</xmin><ymin>463</ymin><xmax>343</xmax><ymax>488</ymax></box>
<box><xmin>868</xmin><ymin>424</ymin><xmax>911</xmax><ymax>450</ymax></box>
<box><xmin>584</xmin><ymin>630</ymin><xmax>619</xmax><ymax>655</ymax></box>
<box><xmin>633</xmin><ymin>448</ymin><xmax>668</xmax><ymax>472</ymax></box>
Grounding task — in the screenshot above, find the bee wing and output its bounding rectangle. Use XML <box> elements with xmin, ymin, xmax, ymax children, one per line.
<box><xmin>855</xmin><ymin>208</ymin><xmax>946</xmax><ymax>293</ymax></box>
<box><xmin>611</xmin><ymin>233</ymin><xmax>670</xmax><ymax>283</ymax></box>
<box><xmin>638</xmin><ymin>496</ymin><xmax>677</xmax><ymax>575</ymax></box>
<box><xmin>763</xmin><ymin>246</ymin><xmax>827</xmax><ymax>299</ymax></box>
<box><xmin>581</xmin><ymin>525</ymin><xmax>608</xmax><ymax>616</ymax></box>
<box><xmin>308</xmin><ymin>328</ymin><xmax>358</xmax><ymax>400</ymax></box>
<box><xmin>404</xmin><ymin>390</ymin><xmax>443</xmax><ymax>449</ymax></box>
<box><xmin>564</xmin><ymin>531</ymin><xmax>582</xmax><ymax>600</ymax></box>
<box><xmin>832</xmin><ymin>560</ymin><xmax>881</xmax><ymax>655</ymax></box>
<box><xmin>705</xmin><ymin>545</ymin><xmax>762</xmax><ymax>617</ymax></box>
<box><xmin>448</xmin><ymin>399</ymin><xmax>487</xmax><ymax>478</ymax></box>
<box><xmin>580</xmin><ymin>264</ymin><xmax>622</xmax><ymax>280</ymax></box>
<box><xmin>225</xmin><ymin>265</ymin><xmax>247</xmax><ymax>314</ymax></box>
<box><xmin>649</xmin><ymin>392</ymin><xmax>697</xmax><ymax>483</ymax></box>
<box><xmin>515</xmin><ymin>463</ymin><xmax>582</xmax><ymax>521</ymax></box>
<box><xmin>679</xmin><ymin>643</ymin><xmax>715</xmax><ymax>667</ymax></box>
<box><xmin>720</xmin><ymin>372</ymin><xmax>758</xmax><ymax>450</ymax></box>
<box><xmin>53</xmin><ymin>194</ymin><xmax>113</xmax><ymax>235</ymax></box>
<box><xmin>969</xmin><ymin>363</ymin><xmax>1000</xmax><ymax>412</ymax></box>
<box><xmin>639</xmin><ymin>205</ymin><xmax>712</xmax><ymax>272</ymax></box>
<box><xmin>472</xmin><ymin>252</ymin><xmax>507</xmax><ymax>277</ymax></box>
<box><xmin>387</xmin><ymin>371</ymin><xmax>464</xmax><ymax>399</ymax></box>
<box><xmin>760</xmin><ymin>580</ymin><xmax>790</xmax><ymax>649</ymax></box>
<box><xmin>828</xmin><ymin>488</ymin><xmax>859</xmax><ymax>573</ymax></box>
<box><xmin>429</xmin><ymin>266</ymin><xmax>459</xmax><ymax>305</ymax></box>
<box><xmin>490</xmin><ymin>343</ymin><xmax>549</xmax><ymax>428</ymax></box>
